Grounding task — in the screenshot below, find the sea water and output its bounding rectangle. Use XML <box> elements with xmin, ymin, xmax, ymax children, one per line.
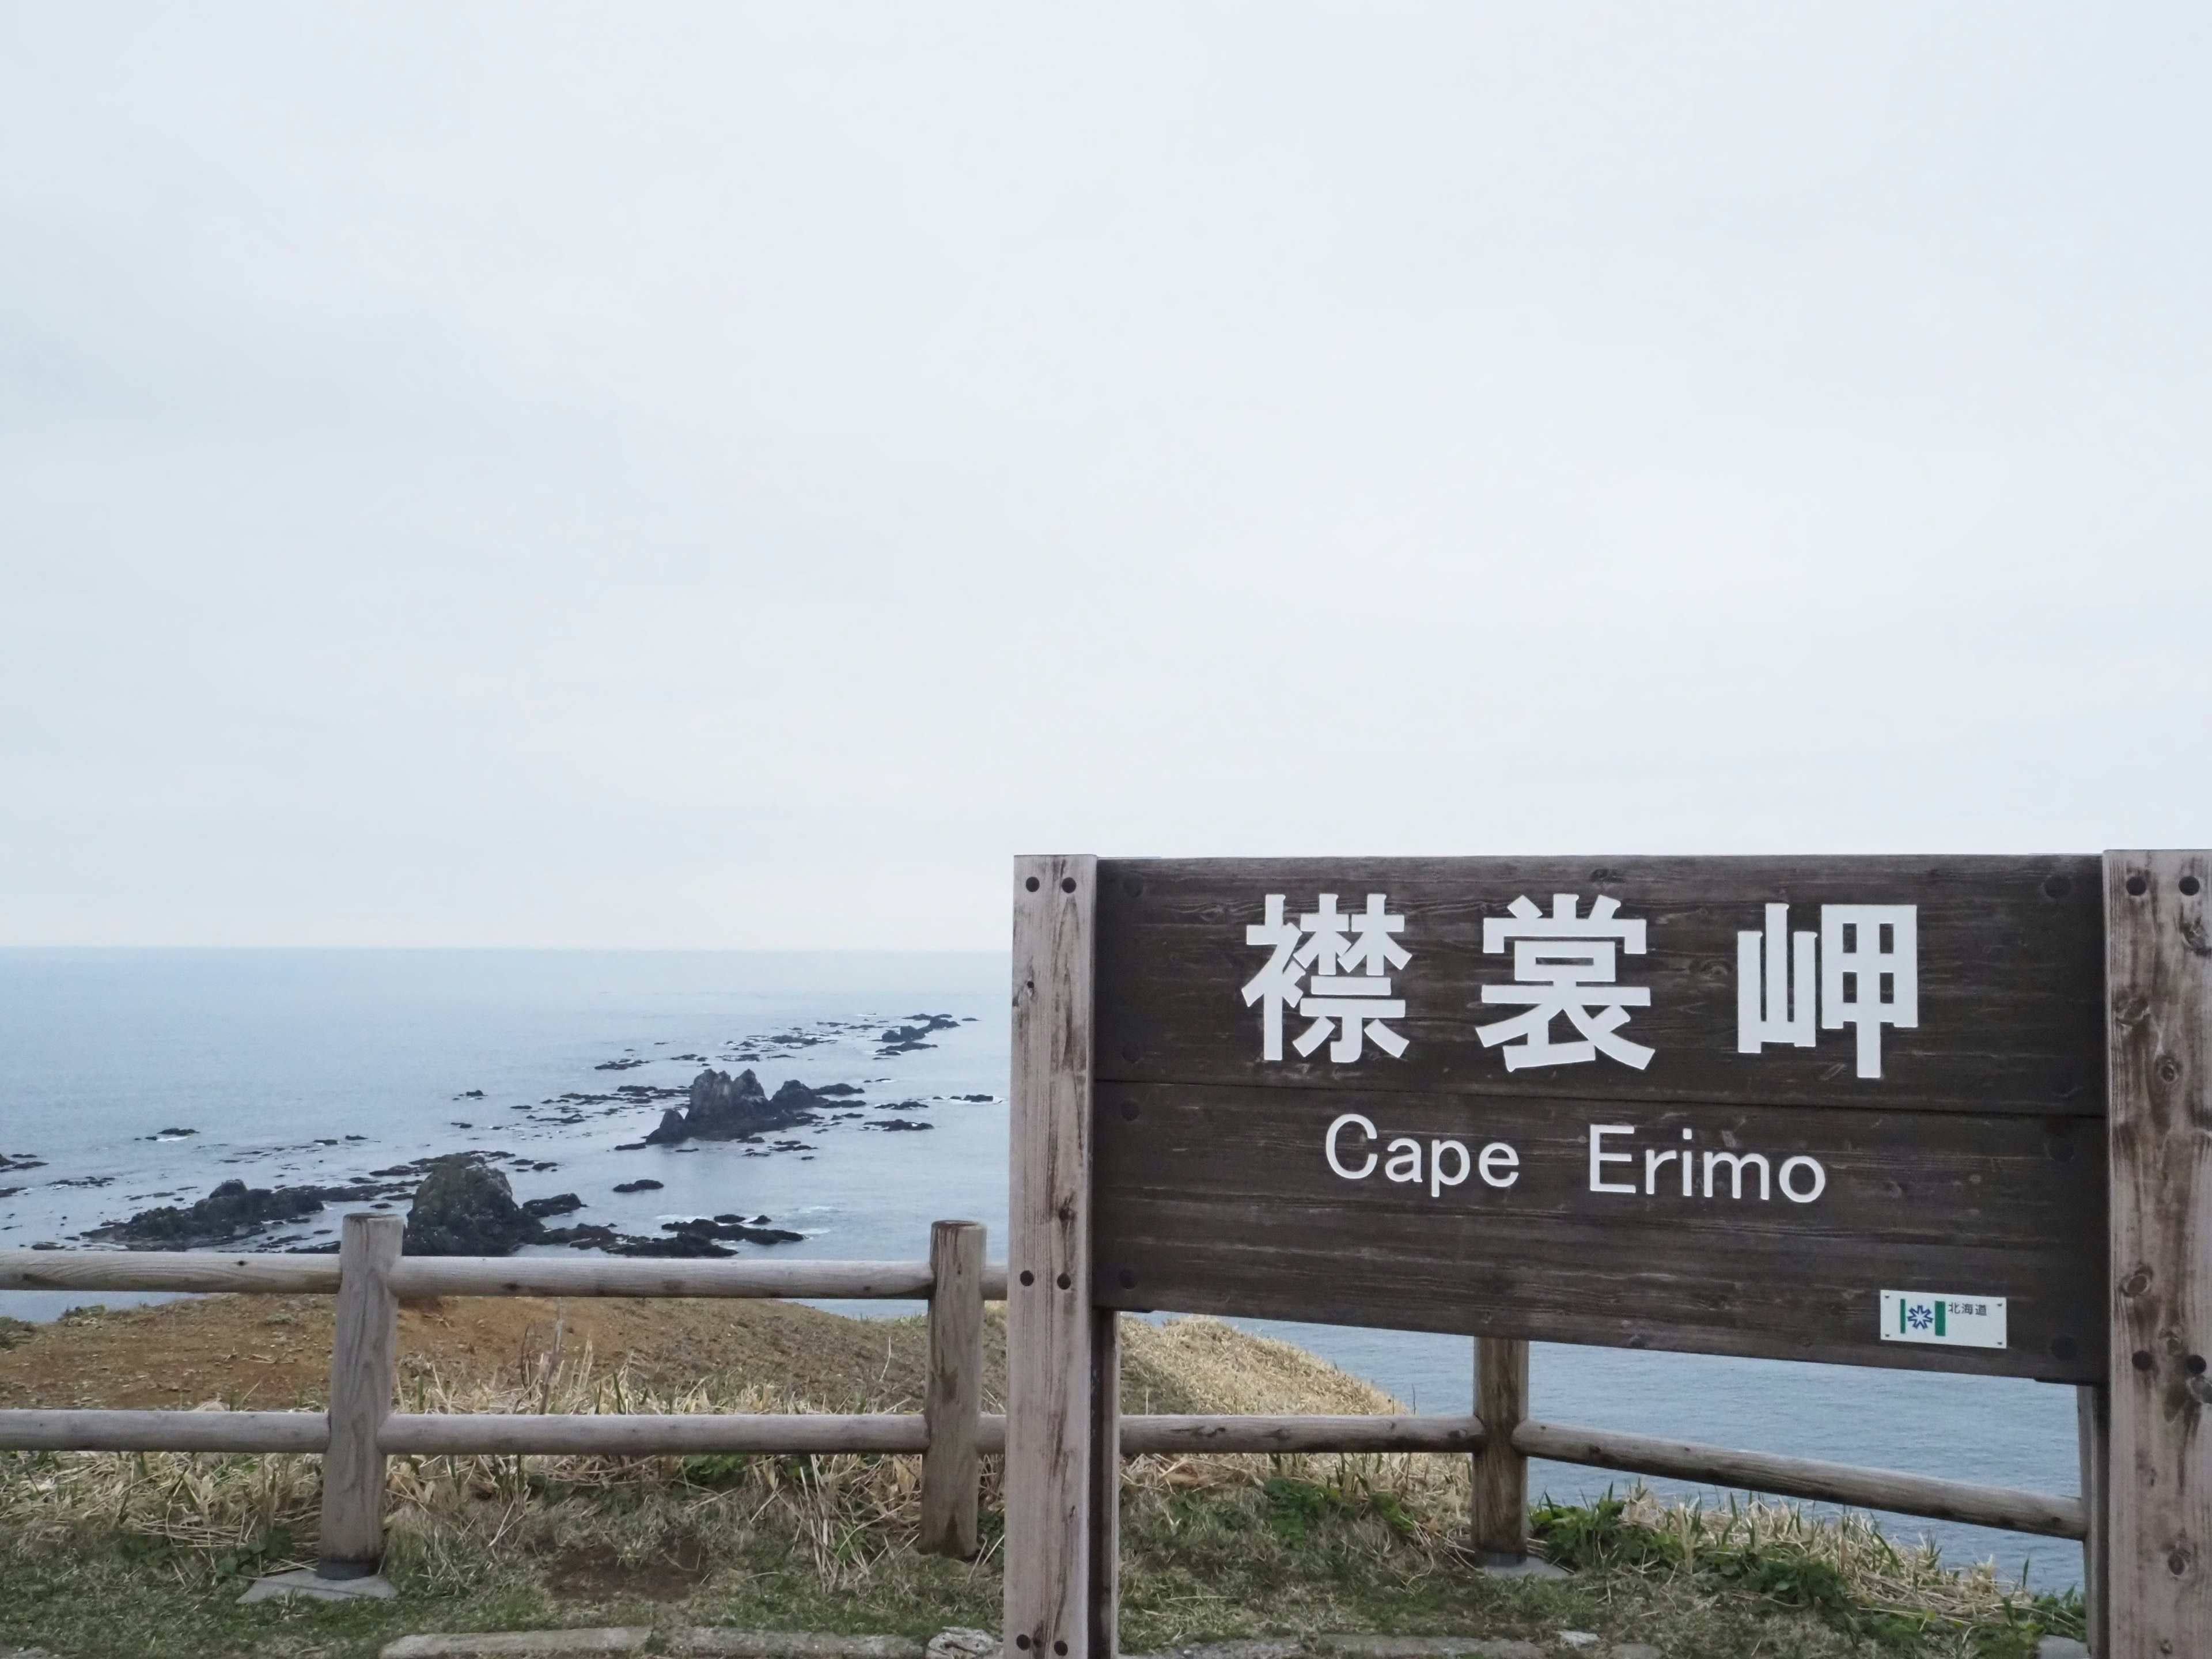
<box><xmin>0</xmin><ymin>948</ymin><xmax>2084</xmax><ymax>1591</ymax></box>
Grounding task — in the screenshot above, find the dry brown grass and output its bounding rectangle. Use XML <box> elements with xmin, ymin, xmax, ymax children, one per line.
<box><xmin>0</xmin><ymin>1300</ymin><xmax>2062</xmax><ymax>1639</ymax></box>
<box><xmin>1604</xmin><ymin>1487</ymin><xmax>2056</xmax><ymax>1630</ymax></box>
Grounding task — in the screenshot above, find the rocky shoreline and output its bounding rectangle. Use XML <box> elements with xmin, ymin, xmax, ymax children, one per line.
<box><xmin>69</xmin><ymin>1059</ymin><xmax>967</xmax><ymax>1261</ymax></box>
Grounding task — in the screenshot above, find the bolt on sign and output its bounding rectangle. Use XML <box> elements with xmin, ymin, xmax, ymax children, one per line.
<box><xmin>1003</xmin><ymin>852</ymin><xmax>2212</xmax><ymax>1659</ymax></box>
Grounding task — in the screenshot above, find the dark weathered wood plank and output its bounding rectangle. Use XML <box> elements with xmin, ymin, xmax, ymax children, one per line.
<box><xmin>1005</xmin><ymin>855</ymin><xmax>1100</xmax><ymax>1659</ymax></box>
<box><xmin>1096</xmin><ymin>856</ymin><xmax>2104</xmax><ymax>1116</ymax></box>
<box><xmin>1093</xmin><ymin>1082</ymin><xmax>2104</xmax><ymax>1380</ymax></box>
<box><xmin>2104</xmin><ymin>849</ymin><xmax>2212</xmax><ymax>1657</ymax></box>
<box><xmin>920</xmin><ymin>1219</ymin><xmax>986</xmax><ymax>1560</ymax></box>
<box><xmin>1471</xmin><ymin>1338</ymin><xmax>1529</xmax><ymax>1563</ymax></box>
<box><xmin>320</xmin><ymin>1213</ymin><xmax>402</xmax><ymax>1574</ymax></box>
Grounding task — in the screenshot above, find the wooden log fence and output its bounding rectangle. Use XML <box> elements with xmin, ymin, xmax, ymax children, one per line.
<box><xmin>0</xmin><ymin>1229</ymin><xmax>2091</xmax><ymax>1582</ymax></box>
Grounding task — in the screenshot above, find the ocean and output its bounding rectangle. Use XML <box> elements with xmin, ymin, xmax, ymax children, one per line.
<box><xmin>0</xmin><ymin>948</ymin><xmax>2086</xmax><ymax>1590</ymax></box>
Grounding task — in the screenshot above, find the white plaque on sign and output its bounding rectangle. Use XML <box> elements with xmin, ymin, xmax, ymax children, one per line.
<box><xmin>1880</xmin><ymin>1290</ymin><xmax>2007</xmax><ymax>1350</ymax></box>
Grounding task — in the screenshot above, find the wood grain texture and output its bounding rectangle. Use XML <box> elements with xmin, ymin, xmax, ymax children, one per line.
<box><xmin>1513</xmin><ymin>1419</ymin><xmax>2086</xmax><ymax>1539</ymax></box>
<box><xmin>2077</xmin><ymin>1384</ymin><xmax>2108</xmax><ymax>1657</ymax></box>
<box><xmin>387</xmin><ymin>1259</ymin><xmax>941</xmax><ymax>1300</ymax></box>
<box><xmin>0</xmin><ymin>1252</ymin><xmax>342</xmax><ymax>1294</ymax></box>
<box><xmin>1005</xmin><ymin>855</ymin><xmax>1100</xmax><ymax>1659</ymax></box>
<box><xmin>920</xmin><ymin>1221</ymin><xmax>986</xmax><ymax>1560</ymax></box>
<box><xmin>2103</xmin><ymin>849</ymin><xmax>2212</xmax><ymax>1657</ymax></box>
<box><xmin>1116</xmin><ymin>1413</ymin><xmax>1483</xmax><ymax>1454</ymax></box>
<box><xmin>0</xmin><ymin>1253</ymin><xmax>1003</xmax><ymax>1301</ymax></box>
<box><xmin>320</xmin><ymin>1213</ymin><xmax>403</xmax><ymax>1570</ymax></box>
<box><xmin>0</xmin><ymin>1409</ymin><xmax>330</xmax><ymax>1452</ymax></box>
<box><xmin>1089</xmin><ymin>1310</ymin><xmax>1120</xmax><ymax>1659</ymax></box>
<box><xmin>1093</xmin><ymin>1081</ymin><xmax>2105</xmax><ymax>1380</ymax></box>
<box><xmin>1096</xmin><ymin>856</ymin><xmax>2104</xmax><ymax>1116</ymax></box>
<box><xmin>378</xmin><ymin>1413</ymin><xmax>929</xmax><ymax>1456</ymax></box>
<box><xmin>1471</xmin><ymin>1338</ymin><xmax>1529</xmax><ymax>1560</ymax></box>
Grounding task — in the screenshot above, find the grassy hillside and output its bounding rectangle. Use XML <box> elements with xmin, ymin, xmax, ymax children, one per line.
<box><xmin>0</xmin><ymin>1296</ymin><xmax>2081</xmax><ymax>1658</ymax></box>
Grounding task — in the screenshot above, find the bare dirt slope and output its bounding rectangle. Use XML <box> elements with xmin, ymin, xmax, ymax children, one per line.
<box><xmin>0</xmin><ymin>1294</ymin><xmax>1397</xmax><ymax>1416</ymax></box>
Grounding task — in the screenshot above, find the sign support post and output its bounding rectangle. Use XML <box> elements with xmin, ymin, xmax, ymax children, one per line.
<box><xmin>2077</xmin><ymin>1381</ymin><xmax>2108</xmax><ymax>1654</ymax></box>
<box><xmin>1006</xmin><ymin>855</ymin><xmax>1103</xmax><ymax>1659</ymax></box>
<box><xmin>2104</xmin><ymin>849</ymin><xmax>2212</xmax><ymax>1657</ymax></box>
<box><xmin>1472</xmin><ymin>1336</ymin><xmax>1531</xmax><ymax>1565</ymax></box>
<box><xmin>1089</xmin><ymin>1307</ymin><xmax>1122</xmax><ymax>1659</ymax></box>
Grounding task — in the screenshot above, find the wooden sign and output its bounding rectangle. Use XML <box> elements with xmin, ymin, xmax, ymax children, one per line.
<box><xmin>1005</xmin><ymin>850</ymin><xmax>2212</xmax><ymax>1659</ymax></box>
<box><xmin>1090</xmin><ymin>856</ymin><xmax>2108</xmax><ymax>1381</ymax></box>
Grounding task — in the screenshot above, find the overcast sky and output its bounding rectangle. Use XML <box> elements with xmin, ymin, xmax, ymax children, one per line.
<box><xmin>2</xmin><ymin>6</ymin><xmax>2206</xmax><ymax>948</ymax></box>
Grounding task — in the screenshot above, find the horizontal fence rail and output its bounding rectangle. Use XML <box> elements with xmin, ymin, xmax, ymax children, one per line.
<box><xmin>0</xmin><ymin>1238</ymin><xmax>2088</xmax><ymax>1566</ymax></box>
<box><xmin>0</xmin><ymin>1253</ymin><xmax>344</xmax><ymax>1295</ymax></box>
<box><xmin>381</xmin><ymin>1412</ymin><xmax>935</xmax><ymax>1457</ymax></box>
<box><xmin>0</xmin><ymin>1405</ymin><xmax>2085</xmax><ymax>1539</ymax></box>
<box><xmin>1116</xmin><ymin>1412</ymin><xmax>1484</xmax><ymax>1455</ymax></box>
<box><xmin>0</xmin><ymin>1408</ymin><xmax>334</xmax><ymax>1454</ymax></box>
<box><xmin>0</xmin><ymin>1252</ymin><xmax>1008</xmax><ymax>1302</ymax></box>
<box><xmin>1512</xmin><ymin>1419</ymin><xmax>2087</xmax><ymax>1541</ymax></box>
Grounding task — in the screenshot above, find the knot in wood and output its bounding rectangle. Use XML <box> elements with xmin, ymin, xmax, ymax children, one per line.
<box><xmin>2113</xmin><ymin>991</ymin><xmax>2152</xmax><ymax>1028</ymax></box>
<box><xmin>2168</xmin><ymin>1547</ymin><xmax>2192</xmax><ymax>1577</ymax></box>
<box><xmin>2157</xmin><ymin>1055</ymin><xmax>2184</xmax><ymax>1084</ymax></box>
<box><xmin>2123</xmin><ymin>1267</ymin><xmax>2155</xmax><ymax>1298</ymax></box>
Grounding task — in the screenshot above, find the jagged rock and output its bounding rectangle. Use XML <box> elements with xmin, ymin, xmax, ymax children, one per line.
<box><xmin>687</xmin><ymin>1067</ymin><xmax>773</xmax><ymax>1135</ymax></box>
<box><xmin>403</xmin><ymin>1159</ymin><xmax>542</xmax><ymax>1255</ymax></box>
<box><xmin>87</xmin><ymin>1179</ymin><xmax>325</xmax><ymax>1249</ymax></box>
<box><xmin>642</xmin><ymin>1069</ymin><xmax>825</xmax><ymax>1146</ymax></box>
<box><xmin>612</xmin><ymin>1179</ymin><xmax>664</xmax><ymax>1194</ymax></box>
<box><xmin>769</xmin><ymin>1078</ymin><xmax>821</xmax><ymax>1113</ymax></box>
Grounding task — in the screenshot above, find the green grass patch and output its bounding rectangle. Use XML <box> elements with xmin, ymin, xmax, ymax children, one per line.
<box><xmin>0</xmin><ymin>1475</ymin><xmax>2089</xmax><ymax>1659</ymax></box>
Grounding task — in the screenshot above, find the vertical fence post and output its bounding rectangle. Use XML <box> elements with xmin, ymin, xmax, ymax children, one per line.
<box><xmin>2077</xmin><ymin>1382</ymin><xmax>2109</xmax><ymax>1656</ymax></box>
<box><xmin>1006</xmin><ymin>854</ymin><xmax>1100</xmax><ymax>1659</ymax></box>
<box><xmin>921</xmin><ymin>1218</ymin><xmax>987</xmax><ymax>1559</ymax></box>
<box><xmin>1472</xmin><ymin>1335</ymin><xmax>1530</xmax><ymax>1566</ymax></box>
<box><xmin>319</xmin><ymin>1211</ymin><xmax>403</xmax><ymax>1578</ymax></box>
<box><xmin>1089</xmin><ymin>1308</ymin><xmax>1121</xmax><ymax>1659</ymax></box>
<box><xmin>2104</xmin><ymin>849</ymin><xmax>2212</xmax><ymax>1658</ymax></box>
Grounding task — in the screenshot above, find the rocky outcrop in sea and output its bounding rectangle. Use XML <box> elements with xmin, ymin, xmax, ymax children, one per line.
<box><xmin>642</xmin><ymin>1068</ymin><xmax>824</xmax><ymax>1146</ymax></box>
<box><xmin>85</xmin><ymin>1179</ymin><xmax>329</xmax><ymax>1249</ymax></box>
<box><xmin>403</xmin><ymin>1158</ymin><xmax>583</xmax><ymax>1255</ymax></box>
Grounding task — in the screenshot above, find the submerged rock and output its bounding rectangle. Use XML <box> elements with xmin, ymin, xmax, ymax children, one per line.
<box><xmin>876</xmin><ymin>1013</ymin><xmax>960</xmax><ymax>1055</ymax></box>
<box><xmin>660</xmin><ymin>1215</ymin><xmax>806</xmax><ymax>1247</ymax></box>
